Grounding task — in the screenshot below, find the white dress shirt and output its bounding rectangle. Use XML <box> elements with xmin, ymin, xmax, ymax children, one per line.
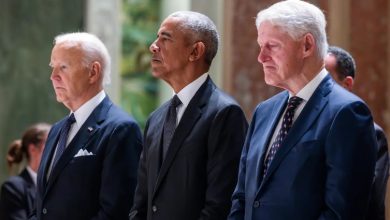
<box><xmin>47</xmin><ymin>90</ymin><xmax>106</xmax><ymax>177</ymax></box>
<box><xmin>266</xmin><ymin>68</ymin><xmax>328</xmax><ymax>154</ymax></box>
<box><xmin>67</xmin><ymin>90</ymin><xmax>106</xmax><ymax>144</ymax></box>
<box><xmin>26</xmin><ymin>166</ymin><xmax>37</xmax><ymax>186</ymax></box>
<box><xmin>174</xmin><ymin>73</ymin><xmax>208</xmax><ymax>125</ymax></box>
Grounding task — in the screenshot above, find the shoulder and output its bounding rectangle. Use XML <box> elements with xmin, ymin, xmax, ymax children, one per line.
<box><xmin>327</xmin><ymin>86</ymin><xmax>371</xmax><ymax>116</ymax></box>
<box><xmin>253</xmin><ymin>90</ymin><xmax>287</xmax><ymax>112</ymax></box>
<box><xmin>106</xmin><ymin>104</ymin><xmax>139</xmax><ymax>126</ymax></box>
<box><xmin>1</xmin><ymin>176</ymin><xmax>26</xmax><ymax>194</ymax></box>
<box><xmin>208</xmin><ymin>87</ymin><xmax>244</xmax><ymax>110</ymax></box>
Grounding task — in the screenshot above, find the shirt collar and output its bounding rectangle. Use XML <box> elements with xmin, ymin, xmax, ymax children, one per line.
<box><xmin>26</xmin><ymin>166</ymin><xmax>37</xmax><ymax>186</ymax></box>
<box><xmin>294</xmin><ymin>68</ymin><xmax>328</xmax><ymax>101</ymax></box>
<box><xmin>71</xmin><ymin>90</ymin><xmax>106</xmax><ymax>128</ymax></box>
<box><xmin>175</xmin><ymin>73</ymin><xmax>208</xmax><ymax>107</ymax></box>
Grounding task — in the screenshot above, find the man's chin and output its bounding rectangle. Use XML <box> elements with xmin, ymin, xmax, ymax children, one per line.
<box><xmin>264</xmin><ymin>77</ymin><xmax>278</xmax><ymax>87</ymax></box>
<box><xmin>55</xmin><ymin>96</ymin><xmax>65</xmax><ymax>104</ymax></box>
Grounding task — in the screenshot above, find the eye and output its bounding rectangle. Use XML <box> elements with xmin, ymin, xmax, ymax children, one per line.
<box><xmin>267</xmin><ymin>43</ymin><xmax>279</xmax><ymax>50</ymax></box>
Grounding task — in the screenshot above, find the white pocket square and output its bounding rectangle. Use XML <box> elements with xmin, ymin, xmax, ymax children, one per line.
<box><xmin>74</xmin><ymin>149</ymin><xmax>94</xmax><ymax>157</ymax></box>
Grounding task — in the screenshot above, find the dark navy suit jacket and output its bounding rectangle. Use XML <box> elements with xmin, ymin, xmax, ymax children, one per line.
<box><xmin>229</xmin><ymin>74</ymin><xmax>377</xmax><ymax>220</ymax></box>
<box><xmin>366</xmin><ymin>123</ymin><xmax>389</xmax><ymax>220</ymax></box>
<box><xmin>0</xmin><ymin>169</ymin><xmax>36</xmax><ymax>220</ymax></box>
<box><xmin>34</xmin><ymin>96</ymin><xmax>142</xmax><ymax>220</ymax></box>
<box><xmin>130</xmin><ymin>77</ymin><xmax>248</xmax><ymax>220</ymax></box>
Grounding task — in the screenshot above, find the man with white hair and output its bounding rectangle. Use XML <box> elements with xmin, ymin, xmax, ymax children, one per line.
<box><xmin>229</xmin><ymin>1</ymin><xmax>377</xmax><ymax>219</ymax></box>
<box><xmin>32</xmin><ymin>32</ymin><xmax>142</xmax><ymax>220</ymax></box>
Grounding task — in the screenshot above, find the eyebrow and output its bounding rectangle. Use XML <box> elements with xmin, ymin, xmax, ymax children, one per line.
<box><xmin>159</xmin><ymin>31</ymin><xmax>172</xmax><ymax>39</ymax></box>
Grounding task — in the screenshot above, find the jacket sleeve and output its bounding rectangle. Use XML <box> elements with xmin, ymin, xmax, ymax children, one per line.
<box><xmin>199</xmin><ymin>105</ymin><xmax>248</xmax><ymax>220</ymax></box>
<box><xmin>319</xmin><ymin>101</ymin><xmax>377</xmax><ymax>219</ymax></box>
<box><xmin>0</xmin><ymin>177</ymin><xmax>28</xmax><ymax>220</ymax></box>
<box><xmin>129</xmin><ymin>119</ymin><xmax>150</xmax><ymax>220</ymax></box>
<box><xmin>91</xmin><ymin>121</ymin><xmax>143</xmax><ymax>220</ymax></box>
<box><xmin>228</xmin><ymin>107</ymin><xmax>258</xmax><ymax>220</ymax></box>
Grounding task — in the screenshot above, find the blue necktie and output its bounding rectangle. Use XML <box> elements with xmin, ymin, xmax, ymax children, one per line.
<box><xmin>162</xmin><ymin>95</ymin><xmax>181</xmax><ymax>160</ymax></box>
<box><xmin>263</xmin><ymin>96</ymin><xmax>303</xmax><ymax>176</ymax></box>
<box><xmin>52</xmin><ymin>113</ymin><xmax>76</xmax><ymax>166</ymax></box>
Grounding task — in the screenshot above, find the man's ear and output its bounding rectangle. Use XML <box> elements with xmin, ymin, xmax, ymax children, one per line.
<box><xmin>89</xmin><ymin>61</ymin><xmax>101</xmax><ymax>84</ymax></box>
<box><xmin>342</xmin><ymin>76</ymin><xmax>354</xmax><ymax>91</ymax></box>
<box><xmin>302</xmin><ymin>33</ymin><xmax>315</xmax><ymax>58</ymax></box>
<box><xmin>189</xmin><ymin>41</ymin><xmax>205</xmax><ymax>62</ymax></box>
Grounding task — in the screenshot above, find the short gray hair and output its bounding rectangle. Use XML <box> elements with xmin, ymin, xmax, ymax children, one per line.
<box><xmin>169</xmin><ymin>11</ymin><xmax>219</xmax><ymax>66</ymax></box>
<box><xmin>256</xmin><ymin>0</ymin><xmax>328</xmax><ymax>59</ymax></box>
<box><xmin>54</xmin><ymin>32</ymin><xmax>111</xmax><ymax>86</ymax></box>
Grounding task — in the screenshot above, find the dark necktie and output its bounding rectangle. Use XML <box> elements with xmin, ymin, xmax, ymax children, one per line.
<box><xmin>52</xmin><ymin>113</ymin><xmax>76</xmax><ymax>166</ymax></box>
<box><xmin>263</xmin><ymin>96</ymin><xmax>303</xmax><ymax>176</ymax></box>
<box><xmin>162</xmin><ymin>95</ymin><xmax>182</xmax><ymax>160</ymax></box>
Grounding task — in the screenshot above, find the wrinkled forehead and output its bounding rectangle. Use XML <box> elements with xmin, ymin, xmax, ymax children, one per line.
<box><xmin>257</xmin><ymin>22</ymin><xmax>293</xmax><ymax>43</ymax></box>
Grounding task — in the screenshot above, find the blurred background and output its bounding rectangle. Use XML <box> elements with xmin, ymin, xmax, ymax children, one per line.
<box><xmin>1</xmin><ymin>0</ymin><xmax>389</xmax><ymax>216</ymax></box>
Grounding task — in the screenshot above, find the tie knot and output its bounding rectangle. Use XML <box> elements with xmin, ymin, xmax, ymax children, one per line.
<box><xmin>67</xmin><ymin>113</ymin><xmax>76</xmax><ymax>124</ymax></box>
<box><xmin>287</xmin><ymin>96</ymin><xmax>303</xmax><ymax>110</ymax></box>
<box><xmin>170</xmin><ymin>95</ymin><xmax>182</xmax><ymax>108</ymax></box>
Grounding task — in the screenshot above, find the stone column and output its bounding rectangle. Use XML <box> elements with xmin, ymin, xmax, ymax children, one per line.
<box><xmin>328</xmin><ymin>0</ymin><xmax>351</xmax><ymax>49</ymax></box>
<box><xmin>86</xmin><ymin>0</ymin><xmax>122</xmax><ymax>104</ymax></box>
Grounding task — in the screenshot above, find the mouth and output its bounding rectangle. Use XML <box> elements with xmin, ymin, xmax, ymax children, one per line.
<box><xmin>151</xmin><ymin>56</ymin><xmax>162</xmax><ymax>63</ymax></box>
<box><xmin>262</xmin><ymin>65</ymin><xmax>276</xmax><ymax>71</ymax></box>
<box><xmin>53</xmin><ymin>86</ymin><xmax>65</xmax><ymax>90</ymax></box>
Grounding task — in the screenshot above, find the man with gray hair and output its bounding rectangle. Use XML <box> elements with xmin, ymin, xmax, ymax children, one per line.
<box><xmin>32</xmin><ymin>32</ymin><xmax>142</xmax><ymax>220</ymax></box>
<box><xmin>229</xmin><ymin>1</ymin><xmax>376</xmax><ymax>219</ymax></box>
<box><xmin>130</xmin><ymin>11</ymin><xmax>248</xmax><ymax>220</ymax></box>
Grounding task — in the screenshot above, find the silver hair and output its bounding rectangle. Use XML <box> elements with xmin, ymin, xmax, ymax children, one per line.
<box><xmin>256</xmin><ymin>0</ymin><xmax>328</xmax><ymax>59</ymax></box>
<box><xmin>54</xmin><ymin>32</ymin><xmax>111</xmax><ymax>86</ymax></box>
<box><xmin>169</xmin><ymin>11</ymin><xmax>219</xmax><ymax>66</ymax></box>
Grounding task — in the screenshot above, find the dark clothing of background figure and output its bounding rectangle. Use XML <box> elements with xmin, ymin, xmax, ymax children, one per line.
<box><xmin>0</xmin><ymin>169</ymin><xmax>36</xmax><ymax>220</ymax></box>
<box><xmin>229</xmin><ymin>75</ymin><xmax>377</xmax><ymax>220</ymax></box>
<box><xmin>130</xmin><ymin>77</ymin><xmax>248</xmax><ymax>220</ymax></box>
<box><xmin>34</xmin><ymin>97</ymin><xmax>142</xmax><ymax>220</ymax></box>
<box><xmin>366</xmin><ymin>123</ymin><xmax>390</xmax><ymax>220</ymax></box>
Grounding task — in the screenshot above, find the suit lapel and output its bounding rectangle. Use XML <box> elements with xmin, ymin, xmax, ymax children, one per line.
<box><xmin>43</xmin><ymin>97</ymin><xmax>111</xmax><ymax>196</ymax></box>
<box><xmin>259</xmin><ymin>75</ymin><xmax>333</xmax><ymax>191</ymax></box>
<box><xmin>20</xmin><ymin>169</ymin><xmax>37</xmax><ymax>214</ymax></box>
<box><xmin>38</xmin><ymin>124</ymin><xmax>62</xmax><ymax>190</ymax></box>
<box><xmin>253</xmin><ymin>93</ymin><xmax>288</xmax><ymax>187</ymax></box>
<box><xmin>153</xmin><ymin>77</ymin><xmax>213</xmax><ymax>195</ymax></box>
<box><xmin>20</xmin><ymin>168</ymin><xmax>34</xmax><ymax>187</ymax></box>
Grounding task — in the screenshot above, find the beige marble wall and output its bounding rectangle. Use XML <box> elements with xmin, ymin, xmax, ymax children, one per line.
<box><xmin>223</xmin><ymin>0</ymin><xmax>281</xmax><ymax>118</ymax></box>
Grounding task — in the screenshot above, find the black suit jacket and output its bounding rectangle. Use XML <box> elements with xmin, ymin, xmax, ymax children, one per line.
<box><xmin>34</xmin><ymin>96</ymin><xmax>142</xmax><ymax>220</ymax></box>
<box><xmin>366</xmin><ymin>123</ymin><xmax>389</xmax><ymax>220</ymax></box>
<box><xmin>0</xmin><ymin>169</ymin><xmax>36</xmax><ymax>220</ymax></box>
<box><xmin>130</xmin><ymin>77</ymin><xmax>248</xmax><ymax>220</ymax></box>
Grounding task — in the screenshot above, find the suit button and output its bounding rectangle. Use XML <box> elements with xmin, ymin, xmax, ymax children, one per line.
<box><xmin>253</xmin><ymin>201</ymin><xmax>260</xmax><ymax>208</ymax></box>
<box><xmin>152</xmin><ymin>205</ymin><xmax>157</xmax><ymax>212</ymax></box>
<box><xmin>42</xmin><ymin>208</ymin><xmax>47</xmax><ymax>214</ymax></box>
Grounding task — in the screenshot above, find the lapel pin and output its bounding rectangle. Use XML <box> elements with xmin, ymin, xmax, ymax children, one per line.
<box><xmin>87</xmin><ymin>127</ymin><xmax>94</xmax><ymax>132</ymax></box>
